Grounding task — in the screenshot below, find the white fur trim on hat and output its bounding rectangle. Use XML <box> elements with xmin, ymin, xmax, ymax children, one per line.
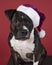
<box><xmin>38</xmin><ymin>29</ymin><xmax>46</xmax><ymax>38</ymax></box>
<box><xmin>16</xmin><ymin>5</ymin><xmax>40</xmax><ymax>28</ymax></box>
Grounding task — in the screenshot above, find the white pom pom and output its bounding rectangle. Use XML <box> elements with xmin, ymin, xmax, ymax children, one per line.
<box><xmin>38</xmin><ymin>29</ymin><xmax>46</xmax><ymax>38</ymax></box>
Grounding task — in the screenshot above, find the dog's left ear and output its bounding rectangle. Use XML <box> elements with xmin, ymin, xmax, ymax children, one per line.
<box><xmin>5</xmin><ymin>9</ymin><xmax>16</xmax><ymax>21</ymax></box>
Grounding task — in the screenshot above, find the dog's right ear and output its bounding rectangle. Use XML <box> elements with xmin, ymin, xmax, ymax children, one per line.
<box><xmin>5</xmin><ymin>9</ymin><xmax>16</xmax><ymax>21</ymax></box>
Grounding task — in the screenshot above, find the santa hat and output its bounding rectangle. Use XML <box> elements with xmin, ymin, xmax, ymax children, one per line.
<box><xmin>16</xmin><ymin>4</ymin><xmax>46</xmax><ymax>38</ymax></box>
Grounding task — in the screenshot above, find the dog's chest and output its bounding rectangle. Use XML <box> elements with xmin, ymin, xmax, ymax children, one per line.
<box><xmin>10</xmin><ymin>36</ymin><xmax>35</xmax><ymax>61</ymax></box>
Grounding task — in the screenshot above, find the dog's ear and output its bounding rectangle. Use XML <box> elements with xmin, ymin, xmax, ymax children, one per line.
<box><xmin>5</xmin><ymin>9</ymin><xmax>16</xmax><ymax>20</ymax></box>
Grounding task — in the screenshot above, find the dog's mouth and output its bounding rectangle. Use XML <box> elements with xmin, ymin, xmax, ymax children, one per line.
<box><xmin>15</xmin><ymin>36</ymin><xmax>30</xmax><ymax>40</ymax></box>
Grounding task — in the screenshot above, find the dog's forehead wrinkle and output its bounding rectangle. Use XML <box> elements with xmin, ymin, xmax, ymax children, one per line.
<box><xmin>14</xmin><ymin>11</ymin><xmax>32</xmax><ymax>24</ymax></box>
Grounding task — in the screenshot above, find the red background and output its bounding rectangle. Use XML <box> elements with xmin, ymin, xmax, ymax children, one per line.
<box><xmin>0</xmin><ymin>0</ymin><xmax>52</xmax><ymax>65</ymax></box>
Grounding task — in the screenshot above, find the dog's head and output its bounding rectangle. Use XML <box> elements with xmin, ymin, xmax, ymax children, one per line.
<box><xmin>5</xmin><ymin>9</ymin><xmax>34</xmax><ymax>40</ymax></box>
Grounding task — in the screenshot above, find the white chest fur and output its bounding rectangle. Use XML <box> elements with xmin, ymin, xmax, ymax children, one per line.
<box><xmin>10</xmin><ymin>29</ymin><xmax>35</xmax><ymax>61</ymax></box>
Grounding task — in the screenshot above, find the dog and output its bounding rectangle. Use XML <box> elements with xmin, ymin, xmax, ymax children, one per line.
<box><xmin>5</xmin><ymin>5</ymin><xmax>47</xmax><ymax>65</ymax></box>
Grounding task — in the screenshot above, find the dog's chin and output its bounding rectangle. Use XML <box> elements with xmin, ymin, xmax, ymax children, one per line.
<box><xmin>15</xmin><ymin>36</ymin><xmax>30</xmax><ymax>41</ymax></box>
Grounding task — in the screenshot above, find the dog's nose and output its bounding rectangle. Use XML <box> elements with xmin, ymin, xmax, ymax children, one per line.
<box><xmin>22</xmin><ymin>30</ymin><xmax>27</xmax><ymax>36</ymax></box>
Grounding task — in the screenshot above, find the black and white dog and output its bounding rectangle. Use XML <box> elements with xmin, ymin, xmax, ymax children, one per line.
<box><xmin>5</xmin><ymin>5</ymin><xmax>47</xmax><ymax>65</ymax></box>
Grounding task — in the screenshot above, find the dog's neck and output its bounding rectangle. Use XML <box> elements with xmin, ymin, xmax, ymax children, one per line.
<box><xmin>10</xmin><ymin>28</ymin><xmax>35</xmax><ymax>61</ymax></box>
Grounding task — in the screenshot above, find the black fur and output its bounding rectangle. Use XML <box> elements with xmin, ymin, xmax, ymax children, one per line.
<box><xmin>5</xmin><ymin>9</ymin><xmax>17</xmax><ymax>20</ymax></box>
<box><xmin>33</xmin><ymin>29</ymin><xmax>47</xmax><ymax>64</ymax></box>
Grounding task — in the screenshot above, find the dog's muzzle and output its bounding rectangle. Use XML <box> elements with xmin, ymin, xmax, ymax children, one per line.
<box><xmin>15</xmin><ymin>29</ymin><xmax>30</xmax><ymax>40</ymax></box>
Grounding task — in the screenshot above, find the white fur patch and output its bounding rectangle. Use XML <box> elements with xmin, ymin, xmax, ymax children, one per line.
<box><xmin>10</xmin><ymin>29</ymin><xmax>35</xmax><ymax>61</ymax></box>
<box><xmin>33</xmin><ymin>61</ymin><xmax>39</xmax><ymax>65</ymax></box>
<box><xmin>23</xmin><ymin>26</ymin><xmax>28</xmax><ymax>31</ymax></box>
